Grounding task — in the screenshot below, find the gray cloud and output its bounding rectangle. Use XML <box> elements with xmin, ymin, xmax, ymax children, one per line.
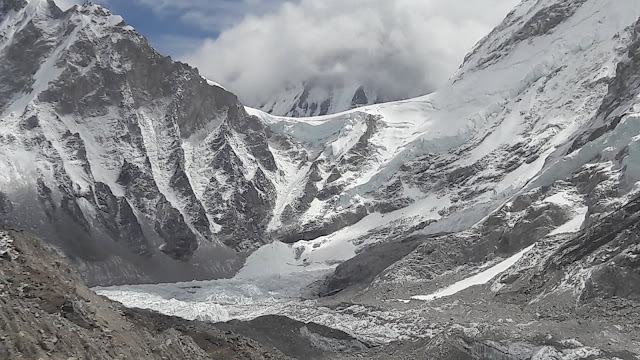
<box><xmin>181</xmin><ymin>0</ymin><xmax>520</xmax><ymax>107</ymax></box>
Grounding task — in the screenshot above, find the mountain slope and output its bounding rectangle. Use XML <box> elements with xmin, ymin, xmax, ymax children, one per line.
<box><xmin>309</xmin><ymin>0</ymin><xmax>640</xmax><ymax>298</ymax></box>
<box><xmin>246</xmin><ymin>0</ymin><xmax>640</xmax><ymax>263</ymax></box>
<box><xmin>0</xmin><ymin>0</ymin><xmax>279</xmax><ymax>285</ymax></box>
<box><xmin>1</xmin><ymin>0</ymin><xmax>640</xmax><ymax>296</ymax></box>
<box><xmin>307</xmin><ymin>0</ymin><xmax>640</xmax><ymax>327</ymax></box>
<box><xmin>0</xmin><ymin>229</ymin><xmax>290</xmax><ymax>359</ymax></box>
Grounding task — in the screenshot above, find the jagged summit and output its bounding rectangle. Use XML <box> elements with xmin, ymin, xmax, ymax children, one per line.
<box><xmin>0</xmin><ymin>0</ymin><xmax>254</xmax><ymax>285</ymax></box>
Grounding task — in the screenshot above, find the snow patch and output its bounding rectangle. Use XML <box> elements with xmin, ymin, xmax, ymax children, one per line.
<box><xmin>548</xmin><ymin>209</ymin><xmax>587</xmax><ymax>235</ymax></box>
<box><xmin>411</xmin><ymin>244</ymin><xmax>536</xmax><ymax>301</ymax></box>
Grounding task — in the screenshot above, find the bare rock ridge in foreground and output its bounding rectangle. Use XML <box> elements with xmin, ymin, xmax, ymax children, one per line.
<box><xmin>0</xmin><ymin>229</ymin><xmax>374</xmax><ymax>360</ymax></box>
<box><xmin>0</xmin><ymin>229</ymin><xmax>290</xmax><ymax>359</ymax></box>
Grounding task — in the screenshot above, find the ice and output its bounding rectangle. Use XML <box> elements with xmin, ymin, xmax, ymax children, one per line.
<box><xmin>236</xmin><ymin>241</ymin><xmax>307</xmax><ymax>278</ymax></box>
<box><xmin>544</xmin><ymin>192</ymin><xmax>577</xmax><ymax>207</ymax></box>
<box><xmin>411</xmin><ymin>244</ymin><xmax>536</xmax><ymax>301</ymax></box>
<box><xmin>541</xmin><ymin>190</ymin><xmax>588</xmax><ymax>235</ymax></box>
<box><xmin>95</xmin><ymin>289</ymin><xmax>230</xmax><ymax>322</ymax></box>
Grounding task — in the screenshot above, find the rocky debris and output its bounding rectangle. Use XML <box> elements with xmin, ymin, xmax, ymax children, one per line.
<box><xmin>319</xmin><ymin>199</ymin><xmax>640</xmax><ymax>359</ymax></box>
<box><xmin>125</xmin><ymin>310</ymin><xmax>290</xmax><ymax>360</ymax></box>
<box><xmin>334</xmin><ymin>319</ymin><xmax>639</xmax><ymax>360</ymax></box>
<box><xmin>0</xmin><ymin>230</ymin><xmax>289</xmax><ymax>359</ymax></box>
<box><xmin>214</xmin><ymin>315</ymin><xmax>369</xmax><ymax>359</ymax></box>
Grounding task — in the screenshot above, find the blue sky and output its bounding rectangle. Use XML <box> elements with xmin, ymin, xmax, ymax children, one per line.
<box><xmin>92</xmin><ymin>0</ymin><xmax>289</xmax><ymax>56</ymax></box>
<box><xmin>105</xmin><ymin>2</ymin><xmax>216</xmax><ymax>36</ymax></box>
<box><xmin>99</xmin><ymin>1</ymin><xmax>213</xmax><ymax>56</ymax></box>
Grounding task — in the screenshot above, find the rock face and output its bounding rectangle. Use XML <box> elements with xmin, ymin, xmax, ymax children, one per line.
<box><xmin>507</xmin><ymin>195</ymin><xmax>640</xmax><ymax>302</ymax></box>
<box><xmin>0</xmin><ymin>230</ymin><xmax>290</xmax><ymax>359</ymax></box>
<box><xmin>0</xmin><ymin>0</ymin><xmax>281</xmax><ymax>285</ymax></box>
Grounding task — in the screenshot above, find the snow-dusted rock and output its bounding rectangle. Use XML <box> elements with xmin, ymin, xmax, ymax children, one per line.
<box><xmin>257</xmin><ymin>82</ymin><xmax>384</xmax><ymax>118</ymax></box>
<box><xmin>2</xmin><ymin>0</ymin><xmax>640</xmax><ymax>297</ymax></box>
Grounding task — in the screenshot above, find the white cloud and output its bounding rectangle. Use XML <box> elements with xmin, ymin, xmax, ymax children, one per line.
<box><xmin>181</xmin><ymin>0</ymin><xmax>521</xmax><ymax>107</ymax></box>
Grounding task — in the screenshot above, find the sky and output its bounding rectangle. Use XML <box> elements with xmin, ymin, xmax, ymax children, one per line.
<box><xmin>54</xmin><ymin>0</ymin><xmax>521</xmax><ymax>107</ymax></box>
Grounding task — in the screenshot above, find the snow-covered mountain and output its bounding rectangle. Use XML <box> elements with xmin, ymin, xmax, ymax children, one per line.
<box><xmin>257</xmin><ymin>82</ymin><xmax>385</xmax><ymax>117</ymax></box>
<box><xmin>1</xmin><ymin>0</ymin><xmax>640</xmax><ymax>307</ymax></box>
<box><xmin>3</xmin><ymin>0</ymin><xmax>640</xmax><ymax>357</ymax></box>
<box><xmin>0</xmin><ymin>0</ymin><xmax>277</xmax><ymax>285</ymax></box>
<box><xmin>99</xmin><ymin>0</ymin><xmax>640</xmax><ymax>353</ymax></box>
<box><xmin>249</xmin><ymin>0</ymin><xmax>640</xmax><ymax>306</ymax></box>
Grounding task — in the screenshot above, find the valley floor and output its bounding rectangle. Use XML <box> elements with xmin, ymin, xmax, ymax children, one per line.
<box><xmin>96</xmin><ymin>241</ymin><xmax>640</xmax><ymax>360</ymax></box>
<box><xmin>2</xmin><ymin>226</ymin><xmax>639</xmax><ymax>359</ymax></box>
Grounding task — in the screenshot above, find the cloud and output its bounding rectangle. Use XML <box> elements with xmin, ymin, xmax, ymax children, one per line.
<box><xmin>180</xmin><ymin>0</ymin><xmax>520</xmax><ymax>107</ymax></box>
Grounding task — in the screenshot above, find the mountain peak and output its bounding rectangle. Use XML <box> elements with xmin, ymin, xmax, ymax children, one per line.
<box><xmin>259</xmin><ymin>82</ymin><xmax>384</xmax><ymax>117</ymax></box>
<box><xmin>1</xmin><ymin>0</ymin><xmax>640</xmax><ymax>305</ymax></box>
<box><xmin>3</xmin><ymin>0</ymin><xmax>640</xmax><ymax>357</ymax></box>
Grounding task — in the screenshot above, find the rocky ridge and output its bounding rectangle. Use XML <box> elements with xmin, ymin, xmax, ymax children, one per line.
<box><xmin>0</xmin><ymin>229</ymin><xmax>291</xmax><ymax>359</ymax></box>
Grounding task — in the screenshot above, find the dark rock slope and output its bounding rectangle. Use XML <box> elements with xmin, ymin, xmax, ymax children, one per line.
<box><xmin>0</xmin><ymin>229</ymin><xmax>290</xmax><ymax>359</ymax></box>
